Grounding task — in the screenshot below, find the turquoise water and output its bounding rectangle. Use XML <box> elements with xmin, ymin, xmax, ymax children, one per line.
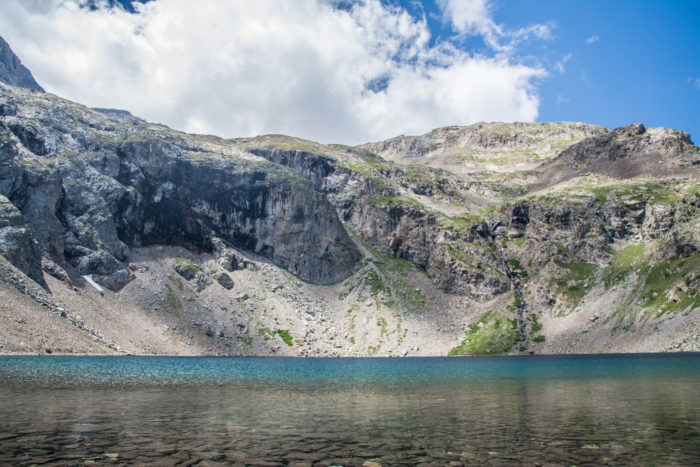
<box><xmin>1</xmin><ymin>354</ymin><xmax>699</xmax><ymax>465</ymax></box>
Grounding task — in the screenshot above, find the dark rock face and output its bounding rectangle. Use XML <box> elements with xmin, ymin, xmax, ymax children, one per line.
<box><xmin>0</xmin><ymin>36</ymin><xmax>44</xmax><ymax>92</ymax></box>
<box><xmin>536</xmin><ymin>123</ymin><xmax>699</xmax><ymax>188</ymax></box>
<box><xmin>0</xmin><ymin>84</ymin><xmax>361</xmax><ymax>290</ymax></box>
<box><xmin>510</xmin><ymin>203</ymin><xmax>530</xmax><ymax>233</ymax></box>
<box><xmin>250</xmin><ymin>146</ymin><xmax>512</xmax><ymax>299</ymax></box>
<box><xmin>0</xmin><ymin>194</ymin><xmax>45</xmax><ymax>287</ymax></box>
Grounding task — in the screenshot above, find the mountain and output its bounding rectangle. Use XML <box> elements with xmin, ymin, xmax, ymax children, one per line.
<box><xmin>0</xmin><ymin>37</ymin><xmax>698</xmax><ymax>356</ymax></box>
<box><xmin>0</xmin><ymin>37</ymin><xmax>44</xmax><ymax>92</ymax></box>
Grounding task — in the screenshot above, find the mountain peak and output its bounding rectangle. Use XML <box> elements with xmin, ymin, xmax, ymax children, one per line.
<box><xmin>0</xmin><ymin>35</ymin><xmax>44</xmax><ymax>92</ymax></box>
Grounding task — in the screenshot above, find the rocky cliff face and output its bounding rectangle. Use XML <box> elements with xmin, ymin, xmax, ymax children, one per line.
<box><xmin>0</xmin><ymin>37</ymin><xmax>44</xmax><ymax>92</ymax></box>
<box><xmin>0</xmin><ymin>85</ymin><xmax>360</xmax><ymax>291</ymax></box>
<box><xmin>0</xmin><ymin>37</ymin><xmax>698</xmax><ymax>356</ymax></box>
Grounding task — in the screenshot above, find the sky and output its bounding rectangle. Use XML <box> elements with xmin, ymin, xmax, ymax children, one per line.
<box><xmin>0</xmin><ymin>0</ymin><xmax>697</xmax><ymax>145</ymax></box>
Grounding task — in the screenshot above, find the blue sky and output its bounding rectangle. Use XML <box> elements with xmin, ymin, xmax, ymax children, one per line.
<box><xmin>394</xmin><ymin>0</ymin><xmax>700</xmax><ymax>140</ymax></box>
<box><xmin>1</xmin><ymin>0</ymin><xmax>698</xmax><ymax>143</ymax></box>
<box><xmin>492</xmin><ymin>0</ymin><xmax>699</xmax><ymax>141</ymax></box>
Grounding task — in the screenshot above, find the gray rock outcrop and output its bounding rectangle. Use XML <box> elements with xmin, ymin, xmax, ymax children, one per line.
<box><xmin>0</xmin><ymin>83</ymin><xmax>360</xmax><ymax>290</ymax></box>
<box><xmin>0</xmin><ymin>194</ymin><xmax>45</xmax><ymax>287</ymax></box>
<box><xmin>0</xmin><ymin>36</ymin><xmax>44</xmax><ymax>92</ymax></box>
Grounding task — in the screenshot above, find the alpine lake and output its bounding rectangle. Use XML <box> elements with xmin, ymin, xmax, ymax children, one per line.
<box><xmin>1</xmin><ymin>354</ymin><xmax>699</xmax><ymax>466</ymax></box>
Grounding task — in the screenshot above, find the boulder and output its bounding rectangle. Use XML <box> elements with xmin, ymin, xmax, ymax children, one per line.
<box><xmin>215</xmin><ymin>272</ymin><xmax>234</xmax><ymax>290</ymax></box>
<box><xmin>218</xmin><ymin>248</ymin><xmax>246</xmax><ymax>272</ymax></box>
<box><xmin>174</xmin><ymin>260</ymin><xmax>200</xmax><ymax>281</ymax></box>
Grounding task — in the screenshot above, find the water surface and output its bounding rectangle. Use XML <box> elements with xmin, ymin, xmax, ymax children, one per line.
<box><xmin>1</xmin><ymin>354</ymin><xmax>699</xmax><ymax>465</ymax></box>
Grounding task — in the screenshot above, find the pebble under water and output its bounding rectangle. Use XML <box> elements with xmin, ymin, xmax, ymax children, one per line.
<box><xmin>1</xmin><ymin>354</ymin><xmax>699</xmax><ymax>466</ymax></box>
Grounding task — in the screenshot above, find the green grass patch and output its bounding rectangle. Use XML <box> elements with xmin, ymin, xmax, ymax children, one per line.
<box><xmin>369</xmin><ymin>195</ymin><xmax>423</xmax><ymax>209</ymax></box>
<box><xmin>339</xmin><ymin>160</ymin><xmax>371</xmax><ymax>177</ymax></box>
<box><xmin>376</xmin><ymin>316</ymin><xmax>388</xmax><ymax>337</ymax></box>
<box><xmin>173</xmin><ymin>257</ymin><xmax>202</xmax><ymax>276</ymax></box>
<box><xmin>605</xmin><ymin>248</ymin><xmax>699</xmax><ymax>327</ymax></box>
<box><xmin>237</xmin><ymin>336</ymin><xmax>253</xmax><ymax>347</ymax></box>
<box><xmin>365</xmin><ymin>269</ymin><xmax>385</xmax><ymax>301</ymax></box>
<box><xmin>553</xmin><ymin>260</ymin><xmax>597</xmax><ymax>307</ymax></box>
<box><xmin>530</xmin><ymin>314</ymin><xmax>542</xmax><ymax>334</ymax></box>
<box><xmin>257</xmin><ymin>326</ymin><xmax>273</xmax><ymax>340</ymax></box>
<box><xmin>449</xmin><ymin>307</ymin><xmax>520</xmax><ymax>355</ymax></box>
<box><xmin>241</xmin><ymin>134</ymin><xmax>328</xmax><ymax>156</ymax></box>
<box><xmin>511</xmin><ymin>292</ymin><xmax>522</xmax><ymax>312</ymax></box>
<box><xmin>508</xmin><ymin>258</ymin><xmax>529</xmax><ymax>282</ymax></box>
<box><xmin>344</xmin><ymin>228</ymin><xmax>427</xmax><ymax>314</ymax></box>
<box><xmin>591</xmin><ymin>181</ymin><xmax>682</xmax><ymax>205</ymax></box>
<box><xmin>438</xmin><ymin>212</ymin><xmax>484</xmax><ymax>233</ymax></box>
<box><xmin>602</xmin><ymin>243</ymin><xmax>647</xmax><ymax>287</ymax></box>
<box><xmin>376</xmin><ymin>260</ymin><xmax>427</xmax><ymax>313</ymax></box>
<box><xmin>238</xmin><ymin>299</ymin><xmax>253</xmax><ymax>321</ymax></box>
<box><xmin>276</xmin><ymin>329</ymin><xmax>294</xmax><ymax>346</ymax></box>
<box><xmin>637</xmin><ymin>254</ymin><xmax>700</xmax><ymax>315</ymax></box>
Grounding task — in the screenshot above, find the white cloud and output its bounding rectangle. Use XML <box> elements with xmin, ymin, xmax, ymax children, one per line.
<box><xmin>689</xmin><ymin>76</ymin><xmax>700</xmax><ymax>90</ymax></box>
<box><xmin>437</xmin><ymin>0</ymin><xmax>553</xmax><ymax>52</ymax></box>
<box><xmin>0</xmin><ymin>0</ymin><xmax>546</xmax><ymax>144</ymax></box>
<box><xmin>556</xmin><ymin>95</ymin><xmax>569</xmax><ymax>106</ymax></box>
<box><xmin>584</xmin><ymin>35</ymin><xmax>599</xmax><ymax>44</ymax></box>
<box><xmin>555</xmin><ymin>53</ymin><xmax>572</xmax><ymax>73</ymax></box>
<box><xmin>436</xmin><ymin>0</ymin><xmax>500</xmax><ymax>38</ymax></box>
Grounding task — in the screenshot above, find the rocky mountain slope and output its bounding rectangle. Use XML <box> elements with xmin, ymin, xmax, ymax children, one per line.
<box><xmin>0</xmin><ymin>36</ymin><xmax>43</xmax><ymax>93</ymax></box>
<box><xmin>1</xmin><ymin>37</ymin><xmax>698</xmax><ymax>356</ymax></box>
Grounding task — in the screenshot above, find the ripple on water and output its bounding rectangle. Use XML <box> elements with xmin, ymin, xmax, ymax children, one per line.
<box><xmin>0</xmin><ymin>354</ymin><xmax>699</xmax><ymax>465</ymax></box>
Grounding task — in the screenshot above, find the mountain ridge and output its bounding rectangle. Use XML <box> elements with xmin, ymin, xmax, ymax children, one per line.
<box><xmin>0</xmin><ymin>36</ymin><xmax>698</xmax><ymax>356</ymax></box>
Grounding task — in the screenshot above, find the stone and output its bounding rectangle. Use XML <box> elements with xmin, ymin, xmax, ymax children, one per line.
<box><xmin>174</xmin><ymin>262</ymin><xmax>199</xmax><ymax>281</ymax></box>
<box><xmin>41</xmin><ymin>256</ymin><xmax>70</xmax><ymax>282</ymax></box>
<box><xmin>215</xmin><ymin>272</ymin><xmax>234</xmax><ymax>290</ymax></box>
<box><xmin>218</xmin><ymin>248</ymin><xmax>246</xmax><ymax>272</ymax></box>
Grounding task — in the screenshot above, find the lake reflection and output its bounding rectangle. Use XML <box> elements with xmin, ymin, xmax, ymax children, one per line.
<box><xmin>1</xmin><ymin>355</ymin><xmax>699</xmax><ymax>465</ymax></box>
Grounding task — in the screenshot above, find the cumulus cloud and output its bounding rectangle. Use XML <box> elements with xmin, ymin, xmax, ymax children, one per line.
<box><xmin>0</xmin><ymin>0</ymin><xmax>546</xmax><ymax>144</ymax></box>
<box><xmin>584</xmin><ymin>35</ymin><xmax>599</xmax><ymax>44</ymax></box>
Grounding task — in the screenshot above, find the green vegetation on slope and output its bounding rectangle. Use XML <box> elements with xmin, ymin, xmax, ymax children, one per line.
<box><xmin>449</xmin><ymin>296</ymin><xmax>520</xmax><ymax>356</ymax></box>
<box><xmin>341</xmin><ymin>230</ymin><xmax>426</xmax><ymax>314</ymax></box>
<box><xmin>553</xmin><ymin>260</ymin><xmax>598</xmax><ymax>308</ymax></box>
<box><xmin>277</xmin><ymin>329</ymin><xmax>294</xmax><ymax>346</ymax></box>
